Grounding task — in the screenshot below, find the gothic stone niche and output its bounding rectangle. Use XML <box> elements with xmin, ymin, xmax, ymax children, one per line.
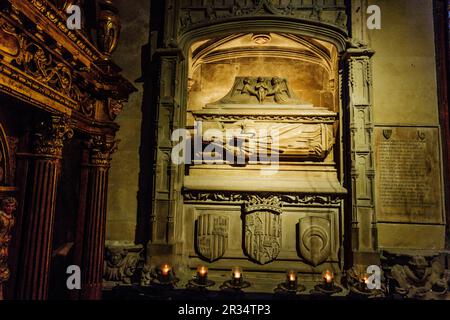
<box><xmin>185</xmin><ymin>76</ymin><xmax>343</xmax><ymax>193</ymax></box>
<box><xmin>183</xmin><ymin>75</ymin><xmax>345</xmax><ymax>276</ymax></box>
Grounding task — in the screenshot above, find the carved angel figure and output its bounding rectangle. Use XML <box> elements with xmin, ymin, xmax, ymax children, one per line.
<box><xmin>0</xmin><ymin>197</ymin><xmax>17</xmax><ymax>283</ymax></box>
<box><xmin>268</xmin><ymin>77</ymin><xmax>290</xmax><ymax>103</ymax></box>
<box><xmin>239</xmin><ymin>77</ymin><xmax>291</xmax><ymax>103</ymax></box>
<box><xmin>255</xmin><ymin>77</ymin><xmax>270</xmax><ymax>103</ymax></box>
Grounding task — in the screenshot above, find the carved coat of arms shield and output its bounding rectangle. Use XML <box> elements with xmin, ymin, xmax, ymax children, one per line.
<box><xmin>196</xmin><ymin>214</ymin><xmax>229</xmax><ymax>262</ymax></box>
<box><xmin>244</xmin><ymin>197</ymin><xmax>282</xmax><ymax>265</ymax></box>
<box><xmin>383</xmin><ymin>129</ymin><xmax>392</xmax><ymax>140</ymax></box>
<box><xmin>298</xmin><ymin>216</ymin><xmax>331</xmax><ymax>267</ymax></box>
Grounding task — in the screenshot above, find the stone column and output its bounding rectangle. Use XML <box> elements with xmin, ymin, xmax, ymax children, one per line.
<box><xmin>339</xmin><ymin>0</ymin><xmax>379</xmax><ymax>266</ymax></box>
<box><xmin>344</xmin><ymin>48</ymin><xmax>378</xmax><ymax>265</ymax></box>
<box><xmin>146</xmin><ymin>47</ymin><xmax>184</xmax><ymax>267</ymax></box>
<box><xmin>79</xmin><ymin>136</ymin><xmax>117</xmax><ymax>300</ymax></box>
<box><xmin>16</xmin><ymin>116</ymin><xmax>73</xmax><ymax>300</ymax></box>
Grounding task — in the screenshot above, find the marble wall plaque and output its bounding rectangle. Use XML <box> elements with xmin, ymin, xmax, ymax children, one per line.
<box><xmin>375</xmin><ymin>126</ymin><xmax>444</xmax><ymax>224</ymax></box>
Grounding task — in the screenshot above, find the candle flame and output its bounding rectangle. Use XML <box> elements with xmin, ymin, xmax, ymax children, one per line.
<box><xmin>197</xmin><ymin>266</ymin><xmax>208</xmax><ymax>276</ymax></box>
<box><xmin>323</xmin><ymin>270</ymin><xmax>334</xmax><ymax>284</ymax></box>
<box><xmin>161</xmin><ymin>264</ymin><xmax>171</xmax><ymax>275</ymax></box>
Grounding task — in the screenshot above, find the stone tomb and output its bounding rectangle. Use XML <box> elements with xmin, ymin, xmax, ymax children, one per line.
<box><xmin>182</xmin><ymin>77</ymin><xmax>346</xmax><ymax>278</ymax></box>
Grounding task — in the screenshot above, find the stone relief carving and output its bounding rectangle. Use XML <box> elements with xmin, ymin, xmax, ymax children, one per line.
<box><xmin>103</xmin><ymin>244</ymin><xmax>143</xmax><ymax>284</ymax></box>
<box><xmin>298</xmin><ymin>216</ymin><xmax>330</xmax><ymax>266</ymax></box>
<box><xmin>198</xmin><ymin>120</ymin><xmax>334</xmax><ymax>162</ymax></box>
<box><xmin>196</xmin><ymin>214</ymin><xmax>229</xmax><ymax>262</ymax></box>
<box><xmin>344</xmin><ymin>265</ymin><xmax>386</xmax><ymax>298</ymax></box>
<box><xmin>183</xmin><ymin>191</ymin><xmax>342</xmax><ymax>206</ymax></box>
<box><xmin>192</xmin><ymin>76</ymin><xmax>336</xmax><ymax>163</ymax></box>
<box><xmin>208</xmin><ymin>77</ymin><xmax>301</xmax><ymax>106</ymax></box>
<box><xmin>194</xmin><ymin>114</ymin><xmax>337</xmax><ymax>123</ymax></box>
<box><xmin>178</xmin><ymin>0</ymin><xmax>347</xmax><ymax>33</ymax></box>
<box><xmin>244</xmin><ymin>196</ymin><xmax>282</xmax><ymax>265</ymax></box>
<box><xmin>0</xmin><ymin>198</ymin><xmax>17</xmax><ymax>285</ymax></box>
<box><xmin>382</xmin><ymin>253</ymin><xmax>449</xmax><ymax>300</ymax></box>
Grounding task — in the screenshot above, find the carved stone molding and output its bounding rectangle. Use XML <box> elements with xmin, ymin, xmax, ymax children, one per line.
<box><xmin>178</xmin><ymin>0</ymin><xmax>348</xmax><ymax>34</ymax></box>
<box><xmin>183</xmin><ymin>191</ymin><xmax>342</xmax><ymax>206</ymax></box>
<box><xmin>33</xmin><ymin>116</ymin><xmax>74</xmax><ymax>157</ymax></box>
<box><xmin>193</xmin><ymin>114</ymin><xmax>337</xmax><ymax>123</ymax></box>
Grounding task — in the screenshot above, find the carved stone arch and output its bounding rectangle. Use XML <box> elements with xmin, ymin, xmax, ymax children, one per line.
<box><xmin>177</xmin><ymin>17</ymin><xmax>349</xmax><ymax>125</ymax></box>
<box><xmin>178</xmin><ymin>18</ymin><xmax>348</xmax><ymax>54</ymax></box>
<box><xmin>0</xmin><ymin>123</ymin><xmax>11</xmax><ymax>186</ymax></box>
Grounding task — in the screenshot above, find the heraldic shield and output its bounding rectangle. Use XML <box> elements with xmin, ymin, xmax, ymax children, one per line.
<box><xmin>196</xmin><ymin>214</ymin><xmax>229</xmax><ymax>262</ymax></box>
<box><xmin>298</xmin><ymin>216</ymin><xmax>331</xmax><ymax>267</ymax></box>
<box><xmin>244</xmin><ymin>197</ymin><xmax>282</xmax><ymax>265</ymax></box>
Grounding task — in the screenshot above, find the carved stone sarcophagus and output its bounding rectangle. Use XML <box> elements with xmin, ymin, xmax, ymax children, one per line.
<box><xmin>183</xmin><ymin>77</ymin><xmax>346</xmax><ymax>277</ymax></box>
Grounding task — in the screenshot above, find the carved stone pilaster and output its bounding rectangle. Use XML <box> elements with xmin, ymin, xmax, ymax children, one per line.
<box><xmin>16</xmin><ymin>116</ymin><xmax>73</xmax><ymax>300</ymax></box>
<box><xmin>147</xmin><ymin>48</ymin><xmax>183</xmax><ymax>264</ymax></box>
<box><xmin>343</xmin><ymin>47</ymin><xmax>378</xmax><ymax>264</ymax></box>
<box><xmin>80</xmin><ymin>135</ymin><xmax>117</xmax><ymax>299</ymax></box>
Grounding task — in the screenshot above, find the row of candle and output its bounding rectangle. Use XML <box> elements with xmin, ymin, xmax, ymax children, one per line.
<box><xmin>159</xmin><ymin>263</ymin><xmax>344</xmax><ymax>289</ymax></box>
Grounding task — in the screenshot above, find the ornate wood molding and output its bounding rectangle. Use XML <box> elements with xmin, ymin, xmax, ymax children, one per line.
<box><xmin>0</xmin><ymin>0</ymin><xmax>136</xmax><ymax>130</ymax></box>
<box><xmin>33</xmin><ymin>116</ymin><xmax>74</xmax><ymax>158</ymax></box>
<box><xmin>88</xmin><ymin>135</ymin><xmax>119</xmax><ymax>167</ymax></box>
<box><xmin>0</xmin><ymin>197</ymin><xmax>17</xmax><ymax>300</ymax></box>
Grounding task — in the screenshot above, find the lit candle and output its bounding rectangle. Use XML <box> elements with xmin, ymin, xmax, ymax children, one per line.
<box><xmin>232</xmin><ymin>266</ymin><xmax>243</xmax><ymax>286</ymax></box>
<box><xmin>322</xmin><ymin>270</ymin><xmax>334</xmax><ymax>288</ymax></box>
<box><xmin>197</xmin><ymin>265</ymin><xmax>208</xmax><ymax>285</ymax></box>
<box><xmin>160</xmin><ymin>263</ymin><xmax>171</xmax><ymax>282</ymax></box>
<box><xmin>286</xmin><ymin>270</ymin><xmax>298</xmax><ymax>289</ymax></box>
<box><xmin>360</xmin><ymin>274</ymin><xmax>369</xmax><ymax>290</ymax></box>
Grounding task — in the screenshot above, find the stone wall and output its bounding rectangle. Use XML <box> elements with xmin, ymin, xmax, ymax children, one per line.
<box><xmin>369</xmin><ymin>0</ymin><xmax>444</xmax><ymax>250</ymax></box>
<box><xmin>106</xmin><ymin>0</ymin><xmax>150</xmax><ymax>241</ymax></box>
